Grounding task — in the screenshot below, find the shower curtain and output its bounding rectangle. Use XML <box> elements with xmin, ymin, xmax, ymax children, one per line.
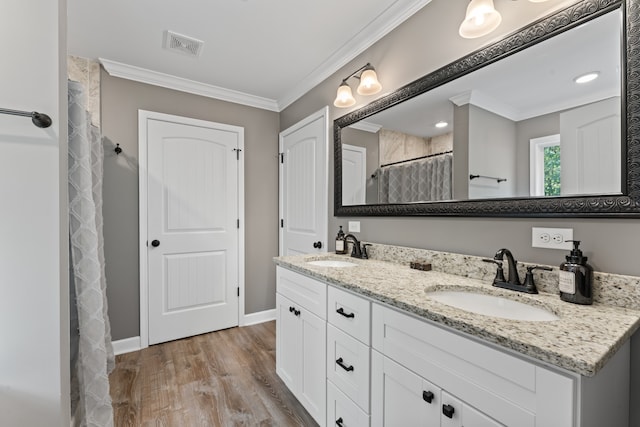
<box><xmin>377</xmin><ymin>153</ymin><xmax>453</xmax><ymax>203</ymax></box>
<box><xmin>68</xmin><ymin>79</ymin><xmax>115</xmax><ymax>426</ymax></box>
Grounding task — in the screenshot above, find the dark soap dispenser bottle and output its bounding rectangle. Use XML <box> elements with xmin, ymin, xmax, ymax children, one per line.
<box><xmin>559</xmin><ymin>240</ymin><xmax>593</xmax><ymax>305</ymax></box>
<box><xmin>335</xmin><ymin>226</ymin><xmax>347</xmax><ymax>255</ymax></box>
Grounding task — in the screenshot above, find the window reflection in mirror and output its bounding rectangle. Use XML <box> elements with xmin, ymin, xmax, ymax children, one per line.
<box><xmin>340</xmin><ymin>8</ymin><xmax>622</xmax><ymax>206</ymax></box>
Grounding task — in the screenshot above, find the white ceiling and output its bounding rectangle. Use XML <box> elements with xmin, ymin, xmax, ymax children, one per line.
<box><xmin>67</xmin><ymin>0</ymin><xmax>432</xmax><ymax>111</ymax></box>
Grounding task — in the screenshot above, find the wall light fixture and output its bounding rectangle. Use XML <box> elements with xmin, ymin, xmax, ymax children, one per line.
<box><xmin>333</xmin><ymin>63</ymin><xmax>382</xmax><ymax>108</ymax></box>
<box><xmin>459</xmin><ymin>0</ymin><xmax>552</xmax><ymax>39</ymax></box>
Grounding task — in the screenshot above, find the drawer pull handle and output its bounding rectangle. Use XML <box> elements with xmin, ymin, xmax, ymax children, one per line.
<box><xmin>289</xmin><ymin>306</ymin><xmax>300</xmax><ymax>316</ymax></box>
<box><xmin>442</xmin><ymin>404</ymin><xmax>455</xmax><ymax>419</ymax></box>
<box><xmin>423</xmin><ymin>390</ymin><xmax>434</xmax><ymax>404</ymax></box>
<box><xmin>336</xmin><ymin>307</ymin><xmax>355</xmax><ymax>318</ymax></box>
<box><xmin>335</xmin><ymin>417</ymin><xmax>345</xmax><ymax>427</ymax></box>
<box><xmin>336</xmin><ymin>357</ymin><xmax>354</xmax><ymax>372</ymax></box>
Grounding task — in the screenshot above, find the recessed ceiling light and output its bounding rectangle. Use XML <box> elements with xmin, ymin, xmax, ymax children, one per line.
<box><xmin>574</xmin><ymin>72</ymin><xmax>600</xmax><ymax>84</ymax></box>
<box><xmin>435</xmin><ymin>121</ymin><xmax>448</xmax><ymax>128</ymax></box>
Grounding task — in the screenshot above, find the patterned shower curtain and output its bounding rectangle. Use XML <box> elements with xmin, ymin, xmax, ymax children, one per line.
<box><xmin>68</xmin><ymin>79</ymin><xmax>115</xmax><ymax>426</ymax></box>
<box><xmin>377</xmin><ymin>153</ymin><xmax>453</xmax><ymax>203</ymax></box>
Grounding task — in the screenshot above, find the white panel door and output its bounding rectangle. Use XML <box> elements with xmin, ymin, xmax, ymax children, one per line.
<box><xmin>279</xmin><ymin>107</ymin><xmax>328</xmax><ymax>256</ymax></box>
<box><xmin>146</xmin><ymin>115</ymin><xmax>241</xmax><ymax>345</ymax></box>
<box><xmin>342</xmin><ymin>144</ymin><xmax>367</xmax><ymax>205</ymax></box>
<box><xmin>560</xmin><ymin>97</ymin><xmax>621</xmax><ymax>196</ymax></box>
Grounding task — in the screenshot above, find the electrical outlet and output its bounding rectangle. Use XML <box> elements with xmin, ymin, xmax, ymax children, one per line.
<box><xmin>348</xmin><ymin>221</ymin><xmax>360</xmax><ymax>233</ymax></box>
<box><xmin>532</xmin><ymin>227</ymin><xmax>573</xmax><ymax>249</ymax></box>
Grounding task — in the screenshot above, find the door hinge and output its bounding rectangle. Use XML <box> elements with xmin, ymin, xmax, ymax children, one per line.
<box><xmin>237</xmin><ymin>219</ymin><xmax>240</xmax><ymax>229</ymax></box>
<box><xmin>279</xmin><ymin>152</ymin><xmax>284</xmax><ymax>163</ymax></box>
<box><xmin>233</xmin><ymin>148</ymin><xmax>242</xmax><ymax>160</ymax></box>
<box><xmin>280</xmin><ymin>219</ymin><xmax>284</xmax><ymax>228</ymax></box>
<box><xmin>237</xmin><ymin>287</ymin><xmax>240</xmax><ymax>297</ymax></box>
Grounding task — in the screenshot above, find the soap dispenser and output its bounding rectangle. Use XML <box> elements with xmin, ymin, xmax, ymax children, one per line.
<box><xmin>559</xmin><ymin>240</ymin><xmax>593</xmax><ymax>305</ymax></box>
<box><xmin>335</xmin><ymin>226</ymin><xmax>347</xmax><ymax>255</ymax></box>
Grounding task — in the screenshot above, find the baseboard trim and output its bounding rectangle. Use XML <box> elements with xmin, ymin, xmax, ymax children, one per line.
<box><xmin>112</xmin><ymin>336</ymin><xmax>142</xmax><ymax>355</ymax></box>
<box><xmin>242</xmin><ymin>309</ymin><xmax>276</xmax><ymax>326</ymax></box>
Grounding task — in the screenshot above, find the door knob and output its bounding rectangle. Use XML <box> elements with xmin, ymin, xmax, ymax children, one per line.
<box><xmin>313</xmin><ymin>241</ymin><xmax>322</xmax><ymax>249</ymax></box>
<box><xmin>151</xmin><ymin>240</ymin><xmax>160</xmax><ymax>247</ymax></box>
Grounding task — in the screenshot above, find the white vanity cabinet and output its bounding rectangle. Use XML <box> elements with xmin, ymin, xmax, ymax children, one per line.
<box><xmin>275</xmin><ymin>263</ymin><xmax>631</xmax><ymax>427</ymax></box>
<box><xmin>275</xmin><ymin>267</ymin><xmax>327</xmax><ymax>426</ymax></box>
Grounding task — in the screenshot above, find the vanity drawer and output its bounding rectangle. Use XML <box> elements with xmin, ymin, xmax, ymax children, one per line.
<box><xmin>327</xmin><ymin>324</ymin><xmax>370</xmax><ymax>412</ymax></box>
<box><xmin>276</xmin><ymin>266</ymin><xmax>326</xmax><ymax>319</ymax></box>
<box><xmin>327</xmin><ymin>380</ymin><xmax>370</xmax><ymax>427</ymax></box>
<box><xmin>328</xmin><ymin>286</ymin><xmax>371</xmax><ymax>345</ymax></box>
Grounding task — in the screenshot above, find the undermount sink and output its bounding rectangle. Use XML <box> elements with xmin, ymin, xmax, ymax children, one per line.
<box><xmin>425</xmin><ymin>290</ymin><xmax>560</xmax><ymax>322</ymax></box>
<box><xmin>306</xmin><ymin>260</ymin><xmax>358</xmax><ymax>268</ymax></box>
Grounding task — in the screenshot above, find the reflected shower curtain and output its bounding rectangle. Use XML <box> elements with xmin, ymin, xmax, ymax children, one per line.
<box><xmin>68</xmin><ymin>79</ymin><xmax>115</xmax><ymax>426</ymax></box>
<box><xmin>377</xmin><ymin>153</ymin><xmax>452</xmax><ymax>203</ymax></box>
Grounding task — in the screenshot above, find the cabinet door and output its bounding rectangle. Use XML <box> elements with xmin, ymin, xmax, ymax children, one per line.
<box><xmin>299</xmin><ymin>306</ymin><xmax>327</xmax><ymax>426</ymax></box>
<box><xmin>441</xmin><ymin>391</ymin><xmax>504</xmax><ymax>427</ymax></box>
<box><xmin>328</xmin><ymin>380</ymin><xmax>370</xmax><ymax>427</ymax></box>
<box><xmin>276</xmin><ymin>293</ymin><xmax>301</xmax><ymax>392</ymax></box>
<box><xmin>371</xmin><ymin>351</ymin><xmax>439</xmax><ymax>427</ymax></box>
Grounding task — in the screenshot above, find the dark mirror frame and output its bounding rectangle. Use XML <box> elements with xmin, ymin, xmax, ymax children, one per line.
<box><xmin>335</xmin><ymin>0</ymin><xmax>640</xmax><ymax>218</ymax></box>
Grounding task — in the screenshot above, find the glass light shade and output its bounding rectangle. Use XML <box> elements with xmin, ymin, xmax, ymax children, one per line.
<box><xmin>357</xmin><ymin>68</ymin><xmax>382</xmax><ymax>95</ymax></box>
<box><xmin>334</xmin><ymin>82</ymin><xmax>356</xmax><ymax>108</ymax></box>
<box><xmin>459</xmin><ymin>0</ymin><xmax>502</xmax><ymax>39</ymax></box>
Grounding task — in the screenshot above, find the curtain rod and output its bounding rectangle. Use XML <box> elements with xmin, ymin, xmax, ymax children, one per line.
<box><xmin>380</xmin><ymin>150</ymin><xmax>453</xmax><ymax>168</ymax></box>
<box><xmin>469</xmin><ymin>174</ymin><xmax>507</xmax><ymax>183</ymax></box>
<box><xmin>0</xmin><ymin>107</ymin><xmax>52</xmax><ymax>128</ymax></box>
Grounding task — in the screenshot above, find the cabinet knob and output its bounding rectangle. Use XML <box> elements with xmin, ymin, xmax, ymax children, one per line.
<box><xmin>336</xmin><ymin>357</ymin><xmax>355</xmax><ymax>372</ymax></box>
<box><xmin>335</xmin><ymin>417</ymin><xmax>345</xmax><ymax>427</ymax></box>
<box><xmin>151</xmin><ymin>239</ymin><xmax>160</xmax><ymax>247</ymax></box>
<box><xmin>422</xmin><ymin>390</ymin><xmax>434</xmax><ymax>404</ymax></box>
<box><xmin>442</xmin><ymin>404</ymin><xmax>455</xmax><ymax>419</ymax></box>
<box><xmin>336</xmin><ymin>307</ymin><xmax>355</xmax><ymax>318</ymax></box>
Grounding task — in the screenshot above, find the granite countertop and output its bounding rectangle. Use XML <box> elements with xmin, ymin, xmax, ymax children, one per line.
<box><xmin>274</xmin><ymin>252</ymin><xmax>640</xmax><ymax>377</ymax></box>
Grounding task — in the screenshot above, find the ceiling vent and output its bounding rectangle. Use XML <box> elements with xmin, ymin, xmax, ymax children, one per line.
<box><xmin>163</xmin><ymin>30</ymin><xmax>204</xmax><ymax>57</ymax></box>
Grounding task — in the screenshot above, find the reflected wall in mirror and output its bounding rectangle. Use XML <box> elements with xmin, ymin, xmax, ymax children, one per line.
<box><xmin>335</xmin><ymin>0</ymin><xmax>640</xmax><ymax>217</ymax></box>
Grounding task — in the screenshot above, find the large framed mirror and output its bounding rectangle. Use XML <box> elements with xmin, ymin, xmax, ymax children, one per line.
<box><xmin>335</xmin><ymin>0</ymin><xmax>640</xmax><ymax>217</ymax></box>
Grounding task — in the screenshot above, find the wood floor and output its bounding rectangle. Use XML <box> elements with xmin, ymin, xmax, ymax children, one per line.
<box><xmin>109</xmin><ymin>321</ymin><xmax>318</xmax><ymax>427</ymax></box>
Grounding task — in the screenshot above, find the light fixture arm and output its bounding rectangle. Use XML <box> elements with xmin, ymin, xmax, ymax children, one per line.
<box><xmin>341</xmin><ymin>62</ymin><xmax>374</xmax><ymax>83</ymax></box>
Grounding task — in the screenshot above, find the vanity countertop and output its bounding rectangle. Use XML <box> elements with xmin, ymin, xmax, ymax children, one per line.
<box><xmin>274</xmin><ymin>252</ymin><xmax>640</xmax><ymax>377</ymax></box>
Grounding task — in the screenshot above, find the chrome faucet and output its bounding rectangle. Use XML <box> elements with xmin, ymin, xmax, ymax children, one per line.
<box><xmin>344</xmin><ymin>234</ymin><xmax>366</xmax><ymax>259</ymax></box>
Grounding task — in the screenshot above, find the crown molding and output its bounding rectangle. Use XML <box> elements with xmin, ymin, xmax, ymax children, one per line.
<box><xmin>100</xmin><ymin>0</ymin><xmax>431</xmax><ymax>113</ymax></box>
<box><xmin>100</xmin><ymin>58</ymin><xmax>280</xmax><ymax>112</ymax></box>
<box><xmin>276</xmin><ymin>0</ymin><xmax>433</xmax><ymax>110</ymax></box>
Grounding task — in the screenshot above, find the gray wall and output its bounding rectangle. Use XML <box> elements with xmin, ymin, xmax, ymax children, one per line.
<box><xmin>279</xmin><ymin>0</ymin><xmax>640</xmax><ymax>424</ymax></box>
<box><xmin>101</xmin><ymin>71</ymin><xmax>280</xmax><ymax>340</ymax></box>
<box><xmin>514</xmin><ymin>112</ymin><xmax>560</xmax><ymax>197</ymax></box>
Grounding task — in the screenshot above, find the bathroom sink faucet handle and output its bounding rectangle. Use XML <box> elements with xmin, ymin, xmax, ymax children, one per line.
<box><xmin>362</xmin><ymin>244</ymin><xmax>372</xmax><ymax>259</ymax></box>
<box><xmin>522</xmin><ymin>265</ymin><xmax>551</xmax><ymax>294</ymax></box>
<box><xmin>483</xmin><ymin>258</ymin><xmax>505</xmax><ymax>284</ymax></box>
